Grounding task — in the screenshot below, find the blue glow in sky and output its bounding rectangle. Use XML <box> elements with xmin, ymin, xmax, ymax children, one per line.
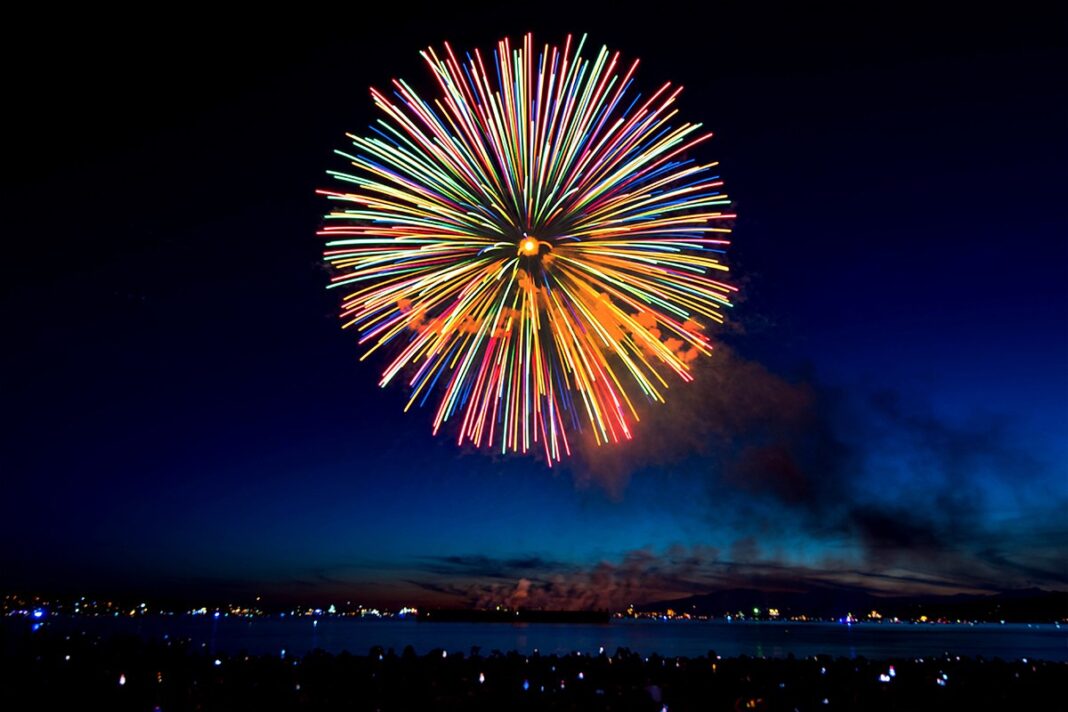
<box><xmin>1</xmin><ymin>7</ymin><xmax>1064</xmax><ymax>608</ymax></box>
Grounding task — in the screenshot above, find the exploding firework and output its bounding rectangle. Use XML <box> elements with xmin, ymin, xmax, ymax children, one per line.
<box><xmin>319</xmin><ymin>34</ymin><xmax>736</xmax><ymax>464</ymax></box>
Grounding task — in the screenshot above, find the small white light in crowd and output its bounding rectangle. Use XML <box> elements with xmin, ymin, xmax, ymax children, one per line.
<box><xmin>119</xmin><ymin>674</ymin><xmax>126</xmax><ymax>686</ymax></box>
<box><xmin>64</xmin><ymin>655</ymin><xmax>70</xmax><ymax>661</ymax></box>
<box><xmin>879</xmin><ymin>673</ymin><xmax>891</xmax><ymax>682</ymax></box>
<box><xmin>478</xmin><ymin>672</ymin><xmax>485</xmax><ymax>684</ymax></box>
<box><xmin>577</xmin><ymin>672</ymin><xmax>584</xmax><ymax>680</ymax></box>
<box><xmin>214</xmin><ymin>659</ymin><xmax>222</xmax><ymax>666</ymax></box>
<box><xmin>442</xmin><ymin>650</ymin><xmax>447</xmax><ymax>658</ymax></box>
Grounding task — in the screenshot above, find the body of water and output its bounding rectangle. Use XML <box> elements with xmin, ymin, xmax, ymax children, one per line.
<box><xmin>15</xmin><ymin>616</ymin><xmax>1067</xmax><ymax>661</ymax></box>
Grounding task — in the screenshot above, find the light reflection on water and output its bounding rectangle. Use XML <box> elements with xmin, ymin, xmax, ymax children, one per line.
<box><xmin>20</xmin><ymin>618</ymin><xmax>1068</xmax><ymax>661</ymax></box>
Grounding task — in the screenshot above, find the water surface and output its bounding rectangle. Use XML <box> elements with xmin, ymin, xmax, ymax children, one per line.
<box><xmin>20</xmin><ymin>616</ymin><xmax>1067</xmax><ymax>661</ymax></box>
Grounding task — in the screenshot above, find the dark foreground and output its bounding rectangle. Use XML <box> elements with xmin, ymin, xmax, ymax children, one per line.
<box><xmin>3</xmin><ymin>627</ymin><xmax>1064</xmax><ymax>711</ymax></box>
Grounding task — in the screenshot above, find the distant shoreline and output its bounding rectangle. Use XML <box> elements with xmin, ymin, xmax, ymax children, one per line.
<box><xmin>420</xmin><ymin>609</ymin><xmax>612</xmax><ymax>624</ymax></box>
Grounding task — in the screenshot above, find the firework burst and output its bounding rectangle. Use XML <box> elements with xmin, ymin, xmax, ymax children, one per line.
<box><xmin>319</xmin><ymin>33</ymin><xmax>736</xmax><ymax>464</ymax></box>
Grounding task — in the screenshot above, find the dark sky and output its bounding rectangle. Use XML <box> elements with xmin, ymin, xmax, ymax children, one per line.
<box><xmin>2</xmin><ymin>4</ymin><xmax>1065</xmax><ymax>608</ymax></box>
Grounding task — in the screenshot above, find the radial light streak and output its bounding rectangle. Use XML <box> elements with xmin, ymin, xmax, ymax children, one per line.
<box><xmin>319</xmin><ymin>34</ymin><xmax>736</xmax><ymax>464</ymax></box>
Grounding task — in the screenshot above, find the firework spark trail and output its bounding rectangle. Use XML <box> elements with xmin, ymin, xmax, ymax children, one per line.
<box><xmin>319</xmin><ymin>34</ymin><xmax>736</xmax><ymax>464</ymax></box>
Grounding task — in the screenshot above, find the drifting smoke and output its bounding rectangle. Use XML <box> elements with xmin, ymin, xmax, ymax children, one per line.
<box><xmin>398</xmin><ymin>348</ymin><xmax>1066</xmax><ymax>610</ymax></box>
<box><xmin>504</xmin><ymin>345</ymin><xmax>1068</xmax><ymax>603</ymax></box>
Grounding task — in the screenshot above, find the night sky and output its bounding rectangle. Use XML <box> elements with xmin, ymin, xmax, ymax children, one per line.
<box><xmin>3</xmin><ymin>5</ymin><xmax>1065</xmax><ymax>609</ymax></box>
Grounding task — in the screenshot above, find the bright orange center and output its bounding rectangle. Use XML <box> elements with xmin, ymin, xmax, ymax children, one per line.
<box><xmin>521</xmin><ymin>238</ymin><xmax>539</xmax><ymax>255</ymax></box>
